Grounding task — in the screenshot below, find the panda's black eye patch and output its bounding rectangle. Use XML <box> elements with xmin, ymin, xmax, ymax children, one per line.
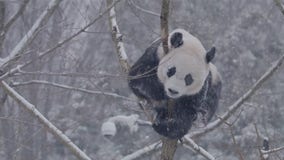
<box><xmin>167</xmin><ymin>67</ymin><xmax>176</xmax><ymax>77</ymax></box>
<box><xmin>170</xmin><ymin>32</ymin><xmax>183</xmax><ymax>48</ymax></box>
<box><xmin>185</xmin><ymin>74</ymin><xmax>193</xmax><ymax>86</ymax></box>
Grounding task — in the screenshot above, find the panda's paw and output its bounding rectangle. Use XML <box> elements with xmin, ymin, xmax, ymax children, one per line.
<box><xmin>152</xmin><ymin>118</ymin><xmax>188</xmax><ymax>139</ymax></box>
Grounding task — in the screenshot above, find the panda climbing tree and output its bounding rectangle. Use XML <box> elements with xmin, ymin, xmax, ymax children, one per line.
<box><xmin>128</xmin><ymin>28</ymin><xmax>222</xmax><ymax>139</ymax></box>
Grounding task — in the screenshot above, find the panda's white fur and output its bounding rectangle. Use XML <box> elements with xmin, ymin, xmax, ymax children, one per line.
<box><xmin>152</xmin><ymin>29</ymin><xmax>222</xmax><ymax>139</ymax></box>
<box><xmin>157</xmin><ymin>29</ymin><xmax>211</xmax><ymax>98</ymax></box>
<box><xmin>167</xmin><ymin>29</ymin><xmax>207</xmax><ymax>56</ymax></box>
<box><xmin>128</xmin><ymin>28</ymin><xmax>199</xmax><ymax>101</ymax></box>
<box><xmin>158</xmin><ymin>53</ymin><xmax>209</xmax><ymax>98</ymax></box>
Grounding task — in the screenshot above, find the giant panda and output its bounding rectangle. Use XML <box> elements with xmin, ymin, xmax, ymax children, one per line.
<box><xmin>128</xmin><ymin>29</ymin><xmax>186</xmax><ymax>101</ymax></box>
<box><xmin>152</xmin><ymin>30</ymin><xmax>222</xmax><ymax>139</ymax></box>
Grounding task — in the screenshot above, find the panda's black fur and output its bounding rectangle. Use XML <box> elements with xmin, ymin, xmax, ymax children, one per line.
<box><xmin>152</xmin><ymin>29</ymin><xmax>222</xmax><ymax>139</ymax></box>
<box><xmin>128</xmin><ymin>28</ymin><xmax>222</xmax><ymax>139</ymax></box>
<box><xmin>153</xmin><ymin>70</ymin><xmax>222</xmax><ymax>139</ymax></box>
<box><xmin>128</xmin><ymin>31</ymin><xmax>184</xmax><ymax>101</ymax></box>
<box><xmin>128</xmin><ymin>39</ymin><xmax>166</xmax><ymax>101</ymax></box>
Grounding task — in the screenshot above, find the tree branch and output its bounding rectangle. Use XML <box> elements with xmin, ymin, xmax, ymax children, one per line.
<box><xmin>274</xmin><ymin>0</ymin><xmax>284</xmax><ymax>15</ymax></box>
<box><xmin>121</xmin><ymin>53</ymin><xmax>284</xmax><ymax>160</ymax></box>
<box><xmin>121</xmin><ymin>141</ymin><xmax>162</xmax><ymax>160</ymax></box>
<box><xmin>127</xmin><ymin>0</ymin><xmax>160</xmax><ymax>17</ymax></box>
<box><xmin>0</xmin><ymin>0</ymin><xmax>62</xmax><ymax>69</ymax></box>
<box><xmin>183</xmin><ymin>137</ymin><xmax>215</xmax><ymax>160</ymax></box>
<box><xmin>10</xmin><ymin>80</ymin><xmax>135</xmax><ymax>102</ymax></box>
<box><xmin>160</xmin><ymin>0</ymin><xmax>170</xmax><ymax>55</ymax></box>
<box><xmin>107</xmin><ymin>0</ymin><xmax>130</xmax><ymax>73</ymax></box>
<box><xmin>188</xmin><ymin>54</ymin><xmax>284</xmax><ymax>138</ymax></box>
<box><xmin>15</xmin><ymin>69</ymin><xmax>122</xmax><ymax>79</ymax></box>
<box><xmin>0</xmin><ymin>81</ymin><xmax>91</xmax><ymax>160</ymax></box>
<box><xmin>262</xmin><ymin>146</ymin><xmax>284</xmax><ymax>154</ymax></box>
<box><xmin>3</xmin><ymin>0</ymin><xmax>30</xmax><ymax>33</ymax></box>
<box><xmin>160</xmin><ymin>1</ymin><xmax>178</xmax><ymax>160</ymax></box>
<box><xmin>0</xmin><ymin>0</ymin><xmax>122</xmax><ymax>81</ymax></box>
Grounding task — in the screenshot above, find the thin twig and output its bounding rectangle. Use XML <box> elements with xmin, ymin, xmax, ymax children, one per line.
<box><xmin>0</xmin><ymin>81</ymin><xmax>91</xmax><ymax>160</ymax></box>
<box><xmin>3</xmin><ymin>0</ymin><xmax>30</xmax><ymax>33</ymax></box>
<box><xmin>15</xmin><ymin>69</ymin><xmax>122</xmax><ymax>79</ymax></box>
<box><xmin>107</xmin><ymin>0</ymin><xmax>130</xmax><ymax>73</ymax></box>
<box><xmin>254</xmin><ymin>123</ymin><xmax>264</xmax><ymax>159</ymax></box>
<box><xmin>274</xmin><ymin>0</ymin><xmax>284</xmax><ymax>15</ymax></box>
<box><xmin>0</xmin><ymin>0</ymin><xmax>63</xmax><ymax>68</ymax></box>
<box><xmin>127</xmin><ymin>0</ymin><xmax>160</xmax><ymax>17</ymax></box>
<box><xmin>228</xmin><ymin>125</ymin><xmax>245</xmax><ymax>160</ymax></box>
<box><xmin>0</xmin><ymin>0</ymin><xmax>122</xmax><ymax>81</ymax></box>
<box><xmin>124</xmin><ymin>53</ymin><xmax>284</xmax><ymax>160</ymax></box>
<box><xmin>10</xmin><ymin>80</ymin><xmax>135</xmax><ymax>102</ymax></box>
<box><xmin>188</xmin><ymin>54</ymin><xmax>284</xmax><ymax>138</ymax></box>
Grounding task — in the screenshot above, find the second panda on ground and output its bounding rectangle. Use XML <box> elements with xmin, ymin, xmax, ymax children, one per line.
<box><xmin>153</xmin><ymin>29</ymin><xmax>222</xmax><ymax>139</ymax></box>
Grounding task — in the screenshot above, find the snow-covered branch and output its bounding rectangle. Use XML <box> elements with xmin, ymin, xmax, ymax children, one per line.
<box><xmin>11</xmin><ymin>80</ymin><xmax>135</xmax><ymax>102</ymax></box>
<box><xmin>261</xmin><ymin>146</ymin><xmax>284</xmax><ymax>155</ymax></box>
<box><xmin>122</xmin><ymin>137</ymin><xmax>216</xmax><ymax>160</ymax></box>
<box><xmin>121</xmin><ymin>141</ymin><xmax>162</xmax><ymax>160</ymax></box>
<box><xmin>106</xmin><ymin>0</ymin><xmax>156</xmax><ymax>123</ymax></box>
<box><xmin>107</xmin><ymin>0</ymin><xmax>130</xmax><ymax>73</ymax></box>
<box><xmin>183</xmin><ymin>137</ymin><xmax>215</xmax><ymax>160</ymax></box>
<box><xmin>188</xmin><ymin>53</ymin><xmax>284</xmax><ymax>138</ymax></box>
<box><xmin>0</xmin><ymin>0</ymin><xmax>62</xmax><ymax>68</ymax></box>
<box><xmin>0</xmin><ymin>81</ymin><xmax>91</xmax><ymax>160</ymax></box>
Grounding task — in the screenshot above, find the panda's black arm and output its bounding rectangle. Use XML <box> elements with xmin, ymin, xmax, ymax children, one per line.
<box><xmin>129</xmin><ymin>40</ymin><xmax>161</xmax><ymax>76</ymax></box>
<box><xmin>153</xmin><ymin>106</ymin><xmax>196</xmax><ymax>139</ymax></box>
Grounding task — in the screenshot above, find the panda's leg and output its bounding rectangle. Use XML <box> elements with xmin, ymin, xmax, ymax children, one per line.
<box><xmin>152</xmin><ymin>106</ymin><xmax>196</xmax><ymax>139</ymax></box>
<box><xmin>201</xmin><ymin>81</ymin><xmax>222</xmax><ymax>123</ymax></box>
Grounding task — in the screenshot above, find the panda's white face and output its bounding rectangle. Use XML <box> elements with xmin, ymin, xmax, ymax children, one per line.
<box><xmin>157</xmin><ymin>29</ymin><xmax>210</xmax><ymax>98</ymax></box>
<box><xmin>158</xmin><ymin>53</ymin><xmax>209</xmax><ymax>98</ymax></box>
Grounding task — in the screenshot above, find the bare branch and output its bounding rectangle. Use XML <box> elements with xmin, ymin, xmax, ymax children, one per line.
<box><xmin>121</xmin><ymin>141</ymin><xmax>162</xmax><ymax>160</ymax></box>
<box><xmin>228</xmin><ymin>125</ymin><xmax>245</xmax><ymax>160</ymax></box>
<box><xmin>0</xmin><ymin>0</ymin><xmax>63</xmax><ymax>68</ymax></box>
<box><xmin>3</xmin><ymin>0</ymin><xmax>30</xmax><ymax>33</ymax></box>
<box><xmin>274</xmin><ymin>0</ymin><xmax>284</xmax><ymax>15</ymax></box>
<box><xmin>183</xmin><ymin>137</ymin><xmax>216</xmax><ymax>160</ymax></box>
<box><xmin>0</xmin><ymin>0</ymin><xmax>122</xmax><ymax>81</ymax></box>
<box><xmin>188</xmin><ymin>54</ymin><xmax>284</xmax><ymax>138</ymax></box>
<box><xmin>127</xmin><ymin>0</ymin><xmax>160</xmax><ymax>17</ymax></box>
<box><xmin>0</xmin><ymin>81</ymin><xmax>91</xmax><ymax>160</ymax></box>
<box><xmin>10</xmin><ymin>80</ymin><xmax>135</xmax><ymax>102</ymax></box>
<box><xmin>15</xmin><ymin>69</ymin><xmax>122</xmax><ymax>79</ymax></box>
<box><xmin>124</xmin><ymin>53</ymin><xmax>284</xmax><ymax>160</ymax></box>
<box><xmin>160</xmin><ymin>0</ymin><xmax>170</xmax><ymax>55</ymax></box>
<box><xmin>160</xmin><ymin>1</ymin><xmax>178</xmax><ymax>160</ymax></box>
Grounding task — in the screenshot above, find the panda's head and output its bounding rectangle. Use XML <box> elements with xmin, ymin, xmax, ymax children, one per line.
<box><xmin>158</xmin><ymin>29</ymin><xmax>216</xmax><ymax>98</ymax></box>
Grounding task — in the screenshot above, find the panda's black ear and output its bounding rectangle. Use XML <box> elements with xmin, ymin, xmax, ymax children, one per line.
<box><xmin>170</xmin><ymin>32</ymin><xmax>183</xmax><ymax>48</ymax></box>
<box><xmin>206</xmin><ymin>47</ymin><xmax>216</xmax><ymax>63</ymax></box>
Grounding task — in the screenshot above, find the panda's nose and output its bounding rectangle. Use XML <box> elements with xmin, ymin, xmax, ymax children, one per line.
<box><xmin>168</xmin><ymin>88</ymin><xmax>179</xmax><ymax>95</ymax></box>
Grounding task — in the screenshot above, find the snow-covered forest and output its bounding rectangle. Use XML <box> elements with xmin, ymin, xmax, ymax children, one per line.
<box><xmin>0</xmin><ymin>0</ymin><xmax>284</xmax><ymax>160</ymax></box>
